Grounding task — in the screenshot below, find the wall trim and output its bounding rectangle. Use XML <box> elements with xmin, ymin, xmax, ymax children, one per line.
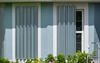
<box><xmin>53</xmin><ymin>3</ymin><xmax>57</xmax><ymax>56</ymax></box>
<box><xmin>12</xmin><ymin>4</ymin><xmax>15</xmax><ymax>61</ymax></box>
<box><xmin>38</xmin><ymin>4</ymin><xmax>41</xmax><ymax>58</ymax></box>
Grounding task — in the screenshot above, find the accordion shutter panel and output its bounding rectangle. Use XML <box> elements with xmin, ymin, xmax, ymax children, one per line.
<box><xmin>57</xmin><ymin>6</ymin><xmax>76</xmax><ymax>58</ymax></box>
<box><xmin>57</xmin><ymin>6</ymin><xmax>66</xmax><ymax>56</ymax></box>
<box><xmin>15</xmin><ymin>6</ymin><xmax>38</xmax><ymax>59</ymax></box>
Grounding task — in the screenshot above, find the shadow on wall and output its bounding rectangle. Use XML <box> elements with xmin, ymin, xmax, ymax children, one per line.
<box><xmin>94</xmin><ymin>4</ymin><xmax>100</xmax><ymax>42</ymax></box>
<box><xmin>94</xmin><ymin>3</ymin><xmax>100</xmax><ymax>59</ymax></box>
<box><xmin>0</xmin><ymin>7</ymin><xmax>5</xmax><ymax>57</ymax></box>
<box><xmin>41</xmin><ymin>3</ymin><xmax>53</xmax><ymax>28</ymax></box>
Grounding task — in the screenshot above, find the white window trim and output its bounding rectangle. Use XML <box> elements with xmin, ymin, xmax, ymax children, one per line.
<box><xmin>53</xmin><ymin>3</ymin><xmax>89</xmax><ymax>56</ymax></box>
<box><xmin>76</xmin><ymin>9</ymin><xmax>83</xmax><ymax>52</ymax></box>
<box><xmin>53</xmin><ymin>4</ymin><xmax>57</xmax><ymax>56</ymax></box>
<box><xmin>12</xmin><ymin>5</ymin><xmax>15</xmax><ymax>61</ymax></box>
<box><xmin>12</xmin><ymin>3</ymin><xmax>41</xmax><ymax>61</ymax></box>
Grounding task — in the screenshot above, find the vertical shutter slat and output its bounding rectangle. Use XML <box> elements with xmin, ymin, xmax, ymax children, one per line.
<box><xmin>27</xmin><ymin>7</ymin><xmax>30</xmax><ymax>58</ymax></box>
<box><xmin>30</xmin><ymin>7</ymin><xmax>32</xmax><ymax>58</ymax></box>
<box><xmin>26</xmin><ymin>7</ymin><xmax>28</xmax><ymax>58</ymax></box>
<box><xmin>20</xmin><ymin>7</ymin><xmax>24</xmax><ymax>58</ymax></box>
<box><xmin>31</xmin><ymin>7</ymin><xmax>34</xmax><ymax>58</ymax></box>
<box><xmin>57</xmin><ymin>6</ymin><xmax>66</xmax><ymax>56</ymax></box>
<box><xmin>19</xmin><ymin>7</ymin><xmax>22</xmax><ymax>59</ymax></box>
<box><xmin>23</xmin><ymin>7</ymin><xmax>26</xmax><ymax>58</ymax></box>
<box><xmin>57</xmin><ymin>6</ymin><xmax>60</xmax><ymax>56</ymax></box>
<box><xmin>16</xmin><ymin>7</ymin><xmax>20</xmax><ymax>59</ymax></box>
<box><xmin>15</xmin><ymin>7</ymin><xmax>17</xmax><ymax>58</ymax></box>
<box><xmin>34</xmin><ymin>6</ymin><xmax>38</xmax><ymax>58</ymax></box>
<box><xmin>65</xmin><ymin>6</ymin><xmax>68</xmax><ymax>58</ymax></box>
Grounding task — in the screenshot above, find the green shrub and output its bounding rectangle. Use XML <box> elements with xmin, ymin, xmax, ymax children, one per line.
<box><xmin>76</xmin><ymin>51</ymin><xmax>88</xmax><ymax>63</ymax></box>
<box><xmin>67</xmin><ymin>54</ymin><xmax>77</xmax><ymax>63</ymax></box>
<box><xmin>67</xmin><ymin>54</ymin><xmax>72</xmax><ymax>62</ymax></box>
<box><xmin>26</xmin><ymin>59</ymin><xmax>31</xmax><ymax>63</ymax></box>
<box><xmin>39</xmin><ymin>58</ymin><xmax>43</xmax><ymax>63</ymax></box>
<box><xmin>67</xmin><ymin>51</ymin><xmax>96</xmax><ymax>63</ymax></box>
<box><xmin>0</xmin><ymin>58</ymin><xmax>10</xmax><ymax>63</ymax></box>
<box><xmin>32</xmin><ymin>58</ymin><xmax>39</xmax><ymax>63</ymax></box>
<box><xmin>56</xmin><ymin>53</ymin><xmax>66</xmax><ymax>63</ymax></box>
<box><xmin>39</xmin><ymin>58</ymin><xmax>43</xmax><ymax>62</ymax></box>
<box><xmin>15</xmin><ymin>59</ymin><xmax>19</xmax><ymax>63</ymax></box>
<box><xmin>45</xmin><ymin>54</ymin><xmax>55</xmax><ymax>62</ymax></box>
<box><xmin>0</xmin><ymin>51</ymin><xmax>96</xmax><ymax>63</ymax></box>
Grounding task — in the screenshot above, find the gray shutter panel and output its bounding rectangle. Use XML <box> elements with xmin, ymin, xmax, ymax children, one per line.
<box><xmin>57</xmin><ymin>6</ymin><xmax>66</xmax><ymax>56</ymax></box>
<box><xmin>57</xmin><ymin>5</ymin><xmax>76</xmax><ymax>58</ymax></box>
<box><xmin>68</xmin><ymin>6</ymin><xmax>76</xmax><ymax>54</ymax></box>
<box><xmin>15</xmin><ymin>6</ymin><xmax>38</xmax><ymax>59</ymax></box>
<box><xmin>65</xmin><ymin>6</ymin><xmax>68</xmax><ymax>58</ymax></box>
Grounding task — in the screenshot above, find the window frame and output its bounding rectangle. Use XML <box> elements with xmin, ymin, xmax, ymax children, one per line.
<box><xmin>76</xmin><ymin>9</ymin><xmax>84</xmax><ymax>52</ymax></box>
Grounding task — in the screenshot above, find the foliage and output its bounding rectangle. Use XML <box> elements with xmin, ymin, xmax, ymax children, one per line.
<box><xmin>26</xmin><ymin>59</ymin><xmax>31</xmax><ymax>63</ymax></box>
<box><xmin>16</xmin><ymin>59</ymin><xmax>19</xmax><ymax>63</ymax></box>
<box><xmin>67</xmin><ymin>54</ymin><xmax>78</xmax><ymax>63</ymax></box>
<box><xmin>77</xmin><ymin>51</ymin><xmax>88</xmax><ymax>63</ymax></box>
<box><xmin>67</xmin><ymin>51</ymin><xmax>96</xmax><ymax>63</ymax></box>
<box><xmin>0</xmin><ymin>51</ymin><xmax>96</xmax><ymax>63</ymax></box>
<box><xmin>45</xmin><ymin>54</ymin><xmax>55</xmax><ymax>62</ymax></box>
<box><xmin>0</xmin><ymin>58</ymin><xmax>10</xmax><ymax>63</ymax></box>
<box><xmin>56</xmin><ymin>53</ymin><xmax>66</xmax><ymax>63</ymax></box>
<box><xmin>90</xmin><ymin>51</ymin><xmax>96</xmax><ymax>59</ymax></box>
<box><xmin>32</xmin><ymin>58</ymin><xmax>40</xmax><ymax>63</ymax></box>
<box><xmin>39</xmin><ymin>58</ymin><xmax>43</xmax><ymax>62</ymax></box>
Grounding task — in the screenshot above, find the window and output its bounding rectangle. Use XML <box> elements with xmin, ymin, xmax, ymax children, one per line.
<box><xmin>76</xmin><ymin>33</ymin><xmax>82</xmax><ymax>51</ymax></box>
<box><xmin>54</xmin><ymin>3</ymin><xmax>88</xmax><ymax>56</ymax></box>
<box><xmin>76</xmin><ymin>11</ymin><xmax>82</xmax><ymax>31</ymax></box>
<box><xmin>76</xmin><ymin>10</ymin><xmax>83</xmax><ymax>52</ymax></box>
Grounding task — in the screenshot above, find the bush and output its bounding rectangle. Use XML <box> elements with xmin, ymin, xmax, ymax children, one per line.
<box><xmin>67</xmin><ymin>51</ymin><xmax>96</xmax><ymax>63</ymax></box>
<box><xmin>26</xmin><ymin>59</ymin><xmax>31</xmax><ymax>63</ymax></box>
<box><xmin>39</xmin><ymin>58</ymin><xmax>43</xmax><ymax>62</ymax></box>
<box><xmin>16</xmin><ymin>59</ymin><xmax>19</xmax><ymax>63</ymax></box>
<box><xmin>32</xmin><ymin>58</ymin><xmax>39</xmax><ymax>63</ymax></box>
<box><xmin>0</xmin><ymin>51</ymin><xmax>96</xmax><ymax>63</ymax></box>
<box><xmin>56</xmin><ymin>53</ymin><xmax>66</xmax><ymax>63</ymax></box>
<box><xmin>45</xmin><ymin>54</ymin><xmax>55</xmax><ymax>62</ymax></box>
<box><xmin>67</xmin><ymin>54</ymin><xmax>75</xmax><ymax>63</ymax></box>
<box><xmin>0</xmin><ymin>58</ymin><xmax>10</xmax><ymax>63</ymax></box>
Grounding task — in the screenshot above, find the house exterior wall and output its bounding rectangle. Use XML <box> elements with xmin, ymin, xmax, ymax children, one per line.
<box><xmin>0</xmin><ymin>2</ymin><xmax>100</xmax><ymax>60</ymax></box>
<box><xmin>88</xmin><ymin>3</ymin><xmax>95</xmax><ymax>54</ymax></box>
<box><xmin>94</xmin><ymin>4</ymin><xmax>100</xmax><ymax>59</ymax></box>
<box><xmin>88</xmin><ymin>3</ymin><xmax>100</xmax><ymax>59</ymax></box>
<box><xmin>41</xmin><ymin>3</ymin><xmax>53</xmax><ymax>59</ymax></box>
<box><xmin>3</xmin><ymin>4</ymin><xmax>12</xmax><ymax>59</ymax></box>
